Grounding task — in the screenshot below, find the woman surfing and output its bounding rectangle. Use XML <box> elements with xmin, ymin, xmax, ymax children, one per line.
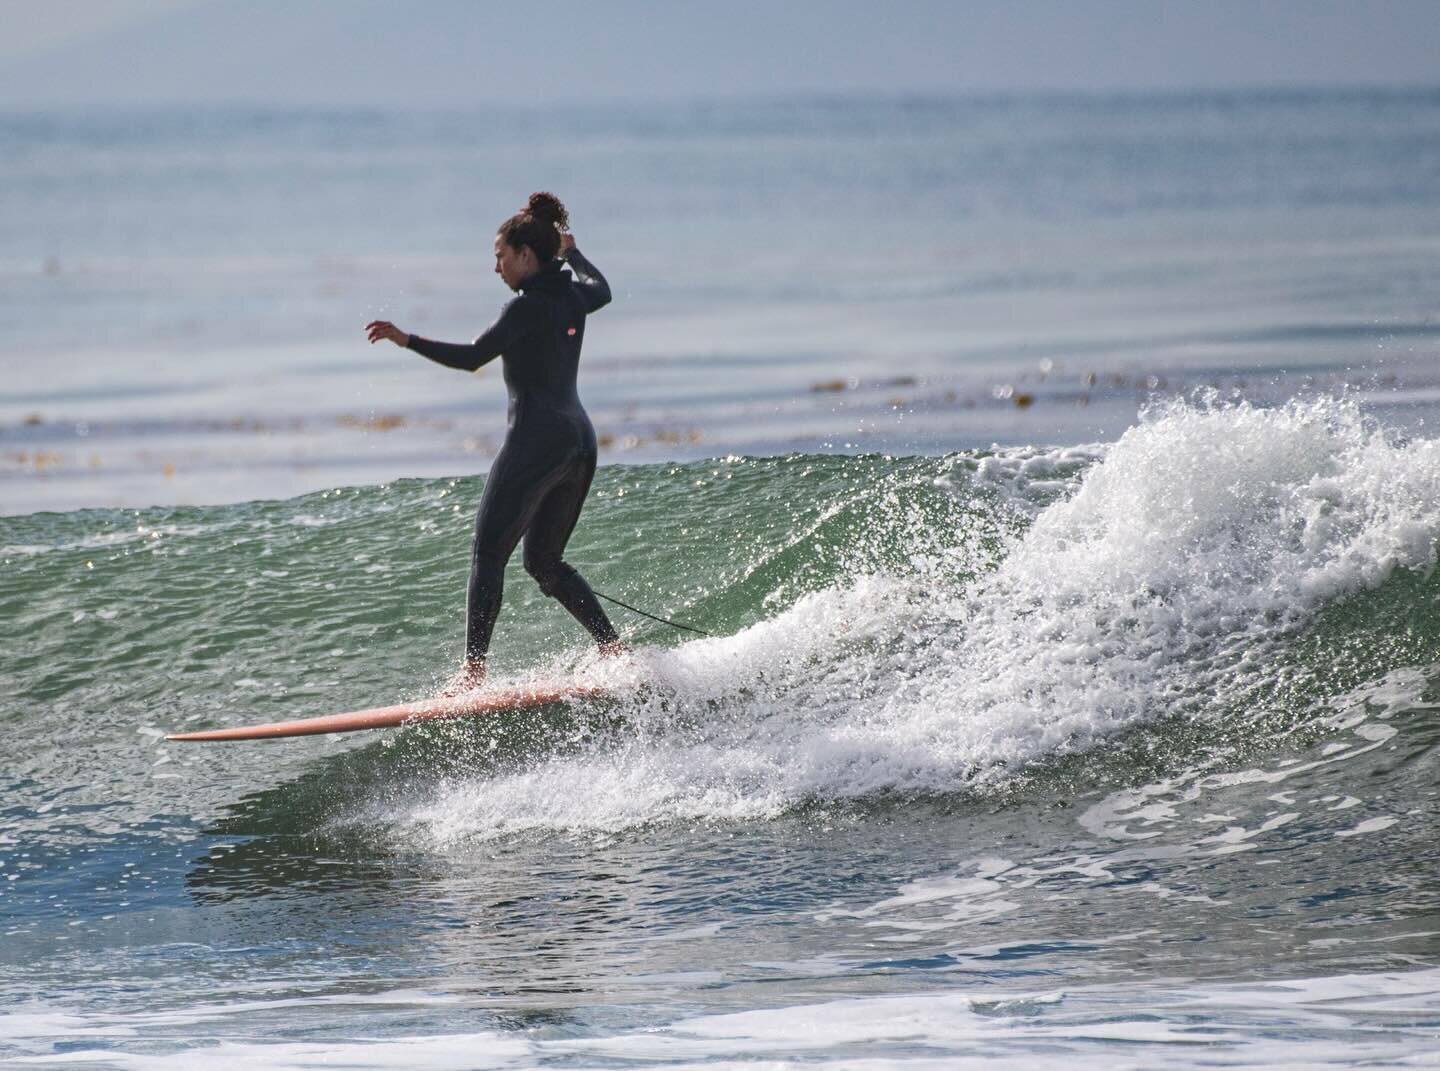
<box><xmin>366</xmin><ymin>192</ymin><xmax>622</xmax><ymax>691</ymax></box>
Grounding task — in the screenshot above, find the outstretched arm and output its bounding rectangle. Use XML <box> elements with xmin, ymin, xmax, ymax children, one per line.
<box><xmin>366</xmin><ymin>297</ymin><xmax>536</xmax><ymax>373</ymax></box>
<box><xmin>560</xmin><ymin>233</ymin><xmax>611</xmax><ymax>313</ymax></box>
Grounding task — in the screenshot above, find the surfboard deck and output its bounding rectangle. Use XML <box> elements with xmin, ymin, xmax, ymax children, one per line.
<box><xmin>166</xmin><ymin>682</ymin><xmax>604</xmax><ymax>741</ymax></box>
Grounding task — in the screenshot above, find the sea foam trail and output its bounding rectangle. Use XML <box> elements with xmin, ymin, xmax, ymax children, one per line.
<box><xmin>385</xmin><ymin>398</ymin><xmax>1440</xmax><ymax>841</ymax></box>
<box><xmin>5</xmin><ymin>968</ymin><xmax>1435</xmax><ymax>1069</ymax></box>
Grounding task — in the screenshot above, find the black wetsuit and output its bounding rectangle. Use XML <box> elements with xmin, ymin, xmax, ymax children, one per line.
<box><xmin>405</xmin><ymin>248</ymin><xmax>619</xmax><ymax>663</ymax></box>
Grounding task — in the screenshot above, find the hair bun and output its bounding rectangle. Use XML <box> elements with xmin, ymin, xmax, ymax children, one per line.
<box><xmin>525</xmin><ymin>191</ymin><xmax>569</xmax><ymax>231</ymax></box>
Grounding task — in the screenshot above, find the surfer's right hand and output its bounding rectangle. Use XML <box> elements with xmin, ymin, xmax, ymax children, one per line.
<box><xmin>366</xmin><ymin>320</ymin><xmax>410</xmax><ymax>347</ymax></box>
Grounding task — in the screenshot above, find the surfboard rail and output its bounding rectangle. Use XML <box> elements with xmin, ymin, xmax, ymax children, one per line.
<box><xmin>165</xmin><ymin>683</ymin><xmax>604</xmax><ymax>741</ymax></box>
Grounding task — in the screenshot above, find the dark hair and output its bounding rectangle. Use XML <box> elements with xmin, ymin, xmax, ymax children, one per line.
<box><xmin>497</xmin><ymin>191</ymin><xmax>568</xmax><ymax>262</ymax></box>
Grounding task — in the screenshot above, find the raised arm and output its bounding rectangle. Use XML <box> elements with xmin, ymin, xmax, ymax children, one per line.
<box><xmin>560</xmin><ymin>234</ymin><xmax>611</xmax><ymax>313</ymax></box>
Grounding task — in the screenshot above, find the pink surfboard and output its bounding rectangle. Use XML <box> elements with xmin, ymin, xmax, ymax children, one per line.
<box><xmin>166</xmin><ymin>682</ymin><xmax>604</xmax><ymax>741</ymax></box>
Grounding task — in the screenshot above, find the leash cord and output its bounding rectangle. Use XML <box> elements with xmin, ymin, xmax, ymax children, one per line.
<box><xmin>592</xmin><ymin>589</ymin><xmax>711</xmax><ymax>637</ymax></box>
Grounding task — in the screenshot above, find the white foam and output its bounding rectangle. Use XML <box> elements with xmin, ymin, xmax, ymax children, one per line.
<box><xmin>561</xmin><ymin>967</ymin><xmax>1440</xmax><ymax>1067</ymax></box>
<box><xmin>11</xmin><ymin>968</ymin><xmax>1437</xmax><ymax>1070</ymax></box>
<box><xmin>1334</xmin><ymin>815</ymin><xmax>1400</xmax><ymax>839</ymax></box>
<box><xmin>952</xmin><ymin>442</ymin><xmax>1107</xmax><ymax>516</ymax></box>
<box><xmin>376</xmin><ymin>398</ymin><xmax>1439</xmax><ymax>841</ymax></box>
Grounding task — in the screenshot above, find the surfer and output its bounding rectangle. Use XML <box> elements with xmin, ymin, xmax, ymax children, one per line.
<box><xmin>365</xmin><ymin>192</ymin><xmax>622</xmax><ymax>690</ymax></box>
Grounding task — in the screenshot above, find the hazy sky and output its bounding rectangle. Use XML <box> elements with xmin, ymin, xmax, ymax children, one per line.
<box><xmin>1</xmin><ymin>0</ymin><xmax>1437</xmax><ymax>109</ymax></box>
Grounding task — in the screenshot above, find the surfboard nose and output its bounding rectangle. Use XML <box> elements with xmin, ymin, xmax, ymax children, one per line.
<box><xmin>165</xmin><ymin>683</ymin><xmax>605</xmax><ymax>741</ymax></box>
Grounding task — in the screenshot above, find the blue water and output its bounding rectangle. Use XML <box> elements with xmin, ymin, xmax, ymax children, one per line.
<box><xmin>5</xmin><ymin>90</ymin><xmax>1440</xmax><ymax>513</ymax></box>
<box><xmin>1</xmin><ymin>91</ymin><xmax>1439</xmax><ymax>1068</ymax></box>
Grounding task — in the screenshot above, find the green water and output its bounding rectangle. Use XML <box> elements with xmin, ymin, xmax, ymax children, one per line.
<box><xmin>2</xmin><ymin>420</ymin><xmax>1438</xmax><ymax>1066</ymax></box>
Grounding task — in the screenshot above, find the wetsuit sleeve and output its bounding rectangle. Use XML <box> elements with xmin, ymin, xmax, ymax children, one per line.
<box><xmin>565</xmin><ymin>247</ymin><xmax>612</xmax><ymax>313</ymax></box>
<box><xmin>405</xmin><ymin>296</ymin><xmax>538</xmax><ymax>372</ymax></box>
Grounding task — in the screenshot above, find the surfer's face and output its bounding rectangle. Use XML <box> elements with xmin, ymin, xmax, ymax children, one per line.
<box><xmin>494</xmin><ymin>235</ymin><xmax>536</xmax><ymax>291</ymax></box>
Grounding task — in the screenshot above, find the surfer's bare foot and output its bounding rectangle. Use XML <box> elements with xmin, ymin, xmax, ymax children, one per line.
<box><xmin>439</xmin><ymin>659</ymin><xmax>486</xmax><ymax>696</ymax></box>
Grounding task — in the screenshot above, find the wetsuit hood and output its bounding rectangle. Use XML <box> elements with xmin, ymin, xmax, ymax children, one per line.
<box><xmin>518</xmin><ymin>259</ymin><xmax>573</xmax><ymax>296</ymax></box>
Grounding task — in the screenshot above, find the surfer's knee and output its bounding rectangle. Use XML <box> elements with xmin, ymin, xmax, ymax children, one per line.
<box><xmin>523</xmin><ymin>550</ymin><xmax>573</xmax><ymax>596</ymax></box>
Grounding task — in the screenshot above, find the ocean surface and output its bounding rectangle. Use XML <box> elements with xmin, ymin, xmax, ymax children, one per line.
<box><xmin>2</xmin><ymin>91</ymin><xmax>1439</xmax><ymax>1067</ymax></box>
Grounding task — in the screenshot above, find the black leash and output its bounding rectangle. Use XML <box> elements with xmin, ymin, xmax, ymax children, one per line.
<box><xmin>592</xmin><ymin>589</ymin><xmax>711</xmax><ymax>637</ymax></box>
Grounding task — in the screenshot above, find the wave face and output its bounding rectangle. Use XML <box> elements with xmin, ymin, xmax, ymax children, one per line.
<box><xmin>3</xmin><ymin>397</ymin><xmax>1438</xmax><ymax>835</ymax></box>
<box><xmin>328</xmin><ymin>397</ymin><xmax>1429</xmax><ymax>842</ymax></box>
